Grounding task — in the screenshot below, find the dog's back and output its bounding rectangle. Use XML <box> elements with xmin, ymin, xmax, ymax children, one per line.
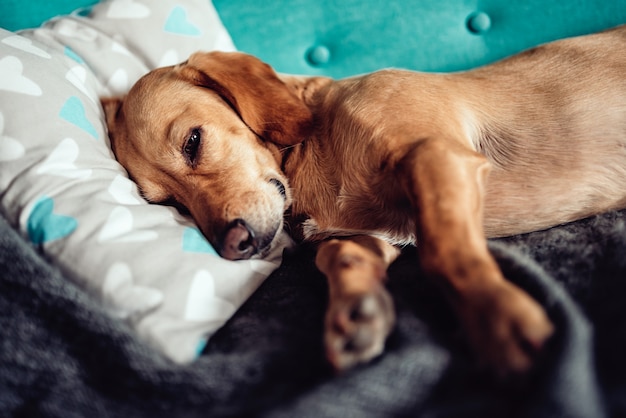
<box><xmin>283</xmin><ymin>25</ymin><xmax>626</xmax><ymax>241</ymax></box>
<box><xmin>469</xmin><ymin>26</ymin><xmax>626</xmax><ymax>235</ymax></box>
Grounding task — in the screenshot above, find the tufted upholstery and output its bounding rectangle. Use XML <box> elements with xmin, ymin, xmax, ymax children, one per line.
<box><xmin>214</xmin><ymin>0</ymin><xmax>626</xmax><ymax>77</ymax></box>
<box><xmin>2</xmin><ymin>0</ymin><xmax>626</xmax><ymax>77</ymax></box>
<box><xmin>213</xmin><ymin>0</ymin><xmax>626</xmax><ymax>76</ymax></box>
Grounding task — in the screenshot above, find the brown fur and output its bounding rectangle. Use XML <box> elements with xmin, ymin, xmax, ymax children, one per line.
<box><xmin>102</xmin><ymin>25</ymin><xmax>626</xmax><ymax>376</ymax></box>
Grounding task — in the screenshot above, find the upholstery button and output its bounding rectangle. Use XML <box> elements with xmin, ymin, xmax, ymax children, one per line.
<box><xmin>466</xmin><ymin>11</ymin><xmax>491</xmax><ymax>34</ymax></box>
<box><xmin>306</xmin><ymin>45</ymin><xmax>331</xmax><ymax>67</ymax></box>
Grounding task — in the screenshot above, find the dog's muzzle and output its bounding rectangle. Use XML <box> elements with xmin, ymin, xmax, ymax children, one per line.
<box><xmin>218</xmin><ymin>179</ymin><xmax>287</xmax><ymax>260</ymax></box>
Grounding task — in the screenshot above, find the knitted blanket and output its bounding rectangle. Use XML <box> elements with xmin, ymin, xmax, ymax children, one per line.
<box><xmin>2</xmin><ymin>208</ymin><xmax>626</xmax><ymax>417</ymax></box>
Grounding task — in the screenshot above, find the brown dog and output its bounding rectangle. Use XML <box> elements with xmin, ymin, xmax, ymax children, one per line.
<box><xmin>102</xmin><ymin>25</ymin><xmax>626</xmax><ymax>376</ymax></box>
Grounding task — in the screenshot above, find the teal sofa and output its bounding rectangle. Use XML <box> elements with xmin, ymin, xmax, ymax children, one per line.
<box><xmin>4</xmin><ymin>0</ymin><xmax>626</xmax><ymax>75</ymax></box>
<box><xmin>2</xmin><ymin>1</ymin><xmax>626</xmax><ymax>417</ymax></box>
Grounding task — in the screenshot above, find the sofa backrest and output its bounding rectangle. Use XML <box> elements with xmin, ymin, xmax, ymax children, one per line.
<box><xmin>3</xmin><ymin>0</ymin><xmax>626</xmax><ymax>76</ymax></box>
<box><xmin>213</xmin><ymin>0</ymin><xmax>626</xmax><ymax>76</ymax></box>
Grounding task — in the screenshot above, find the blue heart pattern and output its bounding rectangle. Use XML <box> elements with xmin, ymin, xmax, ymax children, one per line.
<box><xmin>64</xmin><ymin>46</ymin><xmax>85</xmax><ymax>64</ymax></box>
<box><xmin>182</xmin><ymin>227</ymin><xmax>218</xmax><ymax>255</ymax></box>
<box><xmin>195</xmin><ymin>337</ymin><xmax>208</xmax><ymax>358</ymax></box>
<box><xmin>164</xmin><ymin>6</ymin><xmax>202</xmax><ymax>37</ymax></box>
<box><xmin>27</xmin><ymin>196</ymin><xmax>78</xmax><ymax>245</ymax></box>
<box><xmin>60</xmin><ymin>96</ymin><xmax>98</xmax><ymax>139</ymax></box>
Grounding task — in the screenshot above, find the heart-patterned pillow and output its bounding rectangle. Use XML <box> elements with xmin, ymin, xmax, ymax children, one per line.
<box><xmin>0</xmin><ymin>0</ymin><xmax>289</xmax><ymax>364</ymax></box>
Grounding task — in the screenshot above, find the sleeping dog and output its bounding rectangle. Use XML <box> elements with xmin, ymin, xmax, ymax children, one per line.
<box><xmin>102</xmin><ymin>25</ymin><xmax>626</xmax><ymax>376</ymax></box>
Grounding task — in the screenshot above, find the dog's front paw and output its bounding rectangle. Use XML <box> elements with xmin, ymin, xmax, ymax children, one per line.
<box><xmin>324</xmin><ymin>285</ymin><xmax>395</xmax><ymax>371</ymax></box>
<box><xmin>460</xmin><ymin>280</ymin><xmax>554</xmax><ymax>377</ymax></box>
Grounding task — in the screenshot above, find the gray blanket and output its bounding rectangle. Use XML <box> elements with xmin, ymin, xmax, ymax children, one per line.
<box><xmin>2</xmin><ymin>209</ymin><xmax>626</xmax><ymax>417</ymax></box>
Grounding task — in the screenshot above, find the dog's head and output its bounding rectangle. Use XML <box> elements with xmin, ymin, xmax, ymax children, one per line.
<box><xmin>102</xmin><ymin>52</ymin><xmax>313</xmax><ymax>260</ymax></box>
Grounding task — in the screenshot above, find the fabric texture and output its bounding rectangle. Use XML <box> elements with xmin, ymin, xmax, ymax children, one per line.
<box><xmin>2</xmin><ymin>1</ymin><xmax>626</xmax><ymax>416</ymax></box>
<box><xmin>213</xmin><ymin>0</ymin><xmax>626</xmax><ymax>77</ymax></box>
<box><xmin>0</xmin><ymin>0</ymin><xmax>289</xmax><ymax>364</ymax></box>
<box><xmin>2</xmin><ymin>209</ymin><xmax>626</xmax><ymax>417</ymax></box>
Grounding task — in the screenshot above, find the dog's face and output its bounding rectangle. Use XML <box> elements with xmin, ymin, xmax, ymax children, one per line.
<box><xmin>102</xmin><ymin>52</ymin><xmax>313</xmax><ymax>259</ymax></box>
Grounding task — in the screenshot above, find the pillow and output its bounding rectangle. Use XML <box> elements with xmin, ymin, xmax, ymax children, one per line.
<box><xmin>0</xmin><ymin>0</ymin><xmax>290</xmax><ymax>363</ymax></box>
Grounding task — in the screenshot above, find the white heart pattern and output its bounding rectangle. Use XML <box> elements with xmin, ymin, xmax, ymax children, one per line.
<box><xmin>65</xmin><ymin>66</ymin><xmax>95</xmax><ymax>102</ymax></box>
<box><xmin>107</xmin><ymin>68</ymin><xmax>129</xmax><ymax>95</ymax></box>
<box><xmin>36</xmin><ymin>138</ymin><xmax>93</xmax><ymax>179</ymax></box>
<box><xmin>185</xmin><ymin>270</ymin><xmax>236</xmax><ymax>322</ymax></box>
<box><xmin>0</xmin><ymin>56</ymin><xmax>42</xmax><ymax>96</ymax></box>
<box><xmin>108</xmin><ymin>175</ymin><xmax>143</xmax><ymax>205</ymax></box>
<box><xmin>99</xmin><ymin>206</ymin><xmax>159</xmax><ymax>243</ymax></box>
<box><xmin>107</xmin><ymin>0</ymin><xmax>151</xmax><ymax>19</ymax></box>
<box><xmin>214</xmin><ymin>30</ymin><xmax>237</xmax><ymax>52</ymax></box>
<box><xmin>158</xmin><ymin>49</ymin><xmax>179</xmax><ymax>67</ymax></box>
<box><xmin>0</xmin><ymin>111</ymin><xmax>25</xmax><ymax>162</ymax></box>
<box><xmin>103</xmin><ymin>262</ymin><xmax>164</xmax><ymax>319</ymax></box>
<box><xmin>56</xmin><ymin>19</ymin><xmax>98</xmax><ymax>42</ymax></box>
<box><xmin>1</xmin><ymin>36</ymin><xmax>51</xmax><ymax>59</ymax></box>
<box><xmin>111</xmin><ymin>41</ymin><xmax>133</xmax><ymax>57</ymax></box>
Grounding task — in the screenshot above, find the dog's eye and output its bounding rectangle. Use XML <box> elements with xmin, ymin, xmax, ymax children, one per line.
<box><xmin>183</xmin><ymin>128</ymin><xmax>202</xmax><ymax>166</ymax></box>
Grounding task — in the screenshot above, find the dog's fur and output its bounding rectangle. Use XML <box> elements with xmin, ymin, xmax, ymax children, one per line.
<box><xmin>102</xmin><ymin>25</ymin><xmax>626</xmax><ymax>376</ymax></box>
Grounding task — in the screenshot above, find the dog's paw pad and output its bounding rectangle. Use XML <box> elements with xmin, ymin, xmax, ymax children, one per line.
<box><xmin>325</xmin><ymin>288</ymin><xmax>395</xmax><ymax>371</ymax></box>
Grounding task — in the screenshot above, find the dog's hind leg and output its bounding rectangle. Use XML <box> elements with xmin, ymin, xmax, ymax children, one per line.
<box><xmin>316</xmin><ymin>235</ymin><xmax>400</xmax><ymax>371</ymax></box>
<box><xmin>397</xmin><ymin>137</ymin><xmax>554</xmax><ymax>377</ymax></box>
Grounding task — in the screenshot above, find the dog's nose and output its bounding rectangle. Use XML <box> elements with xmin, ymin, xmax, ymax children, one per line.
<box><xmin>220</xmin><ymin>219</ymin><xmax>258</xmax><ymax>260</ymax></box>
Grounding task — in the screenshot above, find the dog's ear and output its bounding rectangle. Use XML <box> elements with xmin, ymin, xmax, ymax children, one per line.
<box><xmin>180</xmin><ymin>51</ymin><xmax>313</xmax><ymax>146</ymax></box>
<box><xmin>101</xmin><ymin>97</ymin><xmax>124</xmax><ymax>144</ymax></box>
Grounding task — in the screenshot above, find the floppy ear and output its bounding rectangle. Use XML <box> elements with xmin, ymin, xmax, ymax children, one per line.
<box><xmin>100</xmin><ymin>97</ymin><xmax>124</xmax><ymax>147</ymax></box>
<box><xmin>180</xmin><ymin>51</ymin><xmax>313</xmax><ymax>146</ymax></box>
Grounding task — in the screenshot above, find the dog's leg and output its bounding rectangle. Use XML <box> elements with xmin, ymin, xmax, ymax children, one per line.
<box><xmin>398</xmin><ymin>138</ymin><xmax>554</xmax><ymax>376</ymax></box>
<box><xmin>316</xmin><ymin>235</ymin><xmax>400</xmax><ymax>371</ymax></box>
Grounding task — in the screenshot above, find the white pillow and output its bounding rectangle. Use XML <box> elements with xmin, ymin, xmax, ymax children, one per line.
<box><xmin>0</xmin><ymin>0</ymin><xmax>289</xmax><ymax>363</ymax></box>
